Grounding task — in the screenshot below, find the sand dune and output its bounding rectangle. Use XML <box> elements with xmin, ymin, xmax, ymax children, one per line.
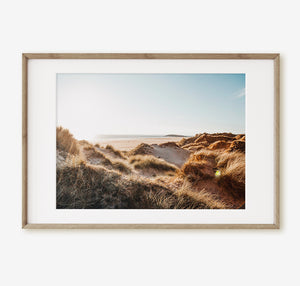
<box><xmin>56</xmin><ymin>127</ymin><xmax>245</xmax><ymax>209</ymax></box>
<box><xmin>152</xmin><ymin>143</ymin><xmax>190</xmax><ymax>167</ymax></box>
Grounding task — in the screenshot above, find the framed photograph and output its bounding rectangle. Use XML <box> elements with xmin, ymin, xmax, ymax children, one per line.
<box><xmin>22</xmin><ymin>53</ymin><xmax>280</xmax><ymax>229</ymax></box>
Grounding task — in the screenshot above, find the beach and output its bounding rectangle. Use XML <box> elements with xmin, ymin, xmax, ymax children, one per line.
<box><xmin>93</xmin><ymin>136</ymin><xmax>186</xmax><ymax>151</ymax></box>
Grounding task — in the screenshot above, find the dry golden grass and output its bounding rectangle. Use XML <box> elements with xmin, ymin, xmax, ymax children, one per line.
<box><xmin>181</xmin><ymin>161</ymin><xmax>215</xmax><ymax>181</ymax></box>
<box><xmin>180</xmin><ymin>150</ymin><xmax>215</xmax><ymax>183</ymax></box>
<box><xmin>179</xmin><ymin>148</ymin><xmax>245</xmax><ymax>202</ymax></box>
<box><xmin>56</xmin><ymin>162</ymin><xmax>151</xmax><ymax>208</ymax></box>
<box><xmin>208</xmin><ymin>140</ymin><xmax>231</xmax><ymax>150</ymax></box>
<box><xmin>56</xmin><ymin>161</ymin><xmax>224</xmax><ymax>209</ymax></box>
<box><xmin>56</xmin><ymin>126</ymin><xmax>80</xmax><ymax>155</ymax></box>
<box><xmin>128</xmin><ymin>143</ymin><xmax>153</xmax><ymax>156</ymax></box>
<box><xmin>56</xmin><ymin>128</ymin><xmax>245</xmax><ymax>209</ymax></box>
<box><xmin>184</xmin><ymin>146</ymin><xmax>206</xmax><ymax>152</ymax></box>
<box><xmin>83</xmin><ymin>145</ymin><xmax>112</xmax><ymax>166</ymax></box>
<box><xmin>227</xmin><ymin>140</ymin><xmax>245</xmax><ymax>153</ymax></box>
<box><xmin>105</xmin><ymin>144</ymin><xmax>126</xmax><ymax>159</ymax></box>
<box><xmin>57</xmin><ymin>163</ymin><xmax>123</xmax><ymax>208</ymax></box>
<box><xmin>179</xmin><ymin>133</ymin><xmax>244</xmax><ymax>152</ymax></box>
<box><xmin>83</xmin><ymin>145</ymin><xmax>131</xmax><ymax>174</ymax></box>
<box><xmin>195</xmin><ymin>134</ymin><xmax>232</xmax><ymax>144</ymax></box>
<box><xmin>189</xmin><ymin>149</ymin><xmax>216</xmax><ymax>163</ymax></box>
<box><xmin>111</xmin><ymin>160</ymin><xmax>132</xmax><ymax>174</ymax></box>
<box><xmin>175</xmin><ymin>181</ymin><xmax>226</xmax><ymax>209</ymax></box>
<box><xmin>159</xmin><ymin>142</ymin><xmax>179</xmax><ymax>148</ymax></box>
<box><xmin>182</xmin><ymin>142</ymin><xmax>207</xmax><ymax>149</ymax></box>
<box><xmin>234</xmin><ymin>134</ymin><xmax>243</xmax><ymax>140</ymax></box>
<box><xmin>178</xmin><ymin>134</ymin><xmax>200</xmax><ymax>147</ymax></box>
<box><xmin>129</xmin><ymin>155</ymin><xmax>178</xmax><ymax>172</ymax></box>
<box><xmin>216</xmin><ymin>151</ymin><xmax>244</xmax><ymax>169</ymax></box>
<box><xmin>216</xmin><ymin>151</ymin><xmax>245</xmax><ymax>199</ymax></box>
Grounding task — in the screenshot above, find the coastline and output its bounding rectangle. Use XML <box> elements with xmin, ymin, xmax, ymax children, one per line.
<box><xmin>93</xmin><ymin>137</ymin><xmax>186</xmax><ymax>151</ymax></box>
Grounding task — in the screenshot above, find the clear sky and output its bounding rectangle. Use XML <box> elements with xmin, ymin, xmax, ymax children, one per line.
<box><xmin>57</xmin><ymin>73</ymin><xmax>245</xmax><ymax>140</ymax></box>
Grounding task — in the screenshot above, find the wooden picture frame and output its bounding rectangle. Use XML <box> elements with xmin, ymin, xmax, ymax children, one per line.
<box><xmin>22</xmin><ymin>53</ymin><xmax>280</xmax><ymax>229</ymax></box>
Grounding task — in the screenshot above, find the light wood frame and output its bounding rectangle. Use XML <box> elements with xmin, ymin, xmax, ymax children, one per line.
<box><xmin>22</xmin><ymin>53</ymin><xmax>280</xmax><ymax>229</ymax></box>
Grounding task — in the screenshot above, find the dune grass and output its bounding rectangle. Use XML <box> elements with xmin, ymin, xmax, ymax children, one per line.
<box><xmin>83</xmin><ymin>145</ymin><xmax>112</xmax><ymax>166</ymax></box>
<box><xmin>175</xmin><ymin>181</ymin><xmax>226</xmax><ymax>209</ymax></box>
<box><xmin>105</xmin><ymin>144</ymin><xmax>126</xmax><ymax>159</ymax></box>
<box><xmin>56</xmin><ymin>126</ymin><xmax>80</xmax><ymax>155</ymax></box>
<box><xmin>56</xmin><ymin>161</ymin><xmax>224</xmax><ymax>209</ymax></box>
<box><xmin>129</xmin><ymin>155</ymin><xmax>178</xmax><ymax>172</ymax></box>
<box><xmin>216</xmin><ymin>151</ymin><xmax>244</xmax><ymax>169</ymax></box>
<box><xmin>128</xmin><ymin>143</ymin><xmax>153</xmax><ymax>156</ymax></box>
<box><xmin>227</xmin><ymin>140</ymin><xmax>245</xmax><ymax>153</ymax></box>
<box><xmin>181</xmin><ymin>161</ymin><xmax>215</xmax><ymax>180</ymax></box>
<box><xmin>83</xmin><ymin>145</ymin><xmax>131</xmax><ymax>174</ymax></box>
<box><xmin>189</xmin><ymin>149</ymin><xmax>216</xmax><ymax>163</ymax></box>
<box><xmin>111</xmin><ymin>160</ymin><xmax>132</xmax><ymax>174</ymax></box>
<box><xmin>56</xmin><ymin>127</ymin><xmax>245</xmax><ymax>209</ymax></box>
<box><xmin>216</xmin><ymin>151</ymin><xmax>245</xmax><ymax>199</ymax></box>
<box><xmin>208</xmin><ymin>140</ymin><xmax>231</xmax><ymax>150</ymax></box>
<box><xmin>179</xmin><ymin>149</ymin><xmax>245</xmax><ymax>200</ymax></box>
<box><xmin>180</xmin><ymin>149</ymin><xmax>216</xmax><ymax>181</ymax></box>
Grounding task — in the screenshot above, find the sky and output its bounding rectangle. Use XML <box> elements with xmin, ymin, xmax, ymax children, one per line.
<box><xmin>57</xmin><ymin>73</ymin><xmax>245</xmax><ymax>140</ymax></box>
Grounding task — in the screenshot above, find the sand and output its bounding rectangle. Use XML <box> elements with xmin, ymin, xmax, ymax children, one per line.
<box><xmin>151</xmin><ymin>144</ymin><xmax>190</xmax><ymax>167</ymax></box>
<box><xmin>92</xmin><ymin>137</ymin><xmax>191</xmax><ymax>167</ymax></box>
<box><xmin>94</xmin><ymin>137</ymin><xmax>186</xmax><ymax>151</ymax></box>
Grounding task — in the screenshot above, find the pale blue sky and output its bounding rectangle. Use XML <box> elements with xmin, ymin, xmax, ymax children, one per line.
<box><xmin>57</xmin><ymin>73</ymin><xmax>245</xmax><ymax>140</ymax></box>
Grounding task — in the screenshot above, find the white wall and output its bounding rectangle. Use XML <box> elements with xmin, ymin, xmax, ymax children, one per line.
<box><xmin>0</xmin><ymin>1</ymin><xmax>298</xmax><ymax>285</ymax></box>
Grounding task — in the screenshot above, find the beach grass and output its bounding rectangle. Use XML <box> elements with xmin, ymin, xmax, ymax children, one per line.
<box><xmin>56</xmin><ymin>127</ymin><xmax>245</xmax><ymax>209</ymax></box>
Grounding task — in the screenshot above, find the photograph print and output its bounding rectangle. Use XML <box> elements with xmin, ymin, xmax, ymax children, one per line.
<box><xmin>56</xmin><ymin>73</ymin><xmax>245</xmax><ymax>209</ymax></box>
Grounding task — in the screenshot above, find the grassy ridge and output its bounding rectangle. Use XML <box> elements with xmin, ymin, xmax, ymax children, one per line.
<box><xmin>57</xmin><ymin>162</ymin><xmax>221</xmax><ymax>209</ymax></box>
<box><xmin>129</xmin><ymin>155</ymin><xmax>178</xmax><ymax>172</ymax></box>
